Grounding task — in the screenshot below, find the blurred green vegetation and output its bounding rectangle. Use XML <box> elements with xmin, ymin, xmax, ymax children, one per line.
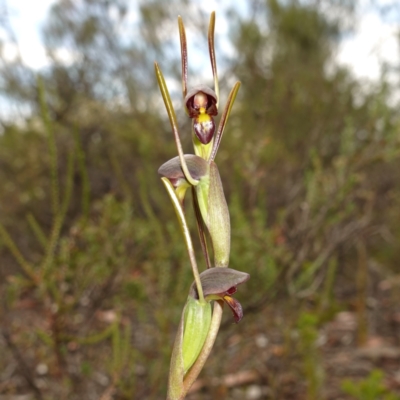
<box><xmin>1</xmin><ymin>0</ymin><xmax>400</xmax><ymax>399</ymax></box>
<box><xmin>342</xmin><ymin>369</ymin><xmax>400</xmax><ymax>400</ymax></box>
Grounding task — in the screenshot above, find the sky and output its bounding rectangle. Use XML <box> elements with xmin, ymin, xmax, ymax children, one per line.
<box><xmin>1</xmin><ymin>0</ymin><xmax>399</xmax><ymax>87</ymax></box>
<box><xmin>336</xmin><ymin>0</ymin><xmax>399</xmax><ymax>81</ymax></box>
<box><xmin>2</xmin><ymin>0</ymin><xmax>59</xmax><ymax>69</ymax></box>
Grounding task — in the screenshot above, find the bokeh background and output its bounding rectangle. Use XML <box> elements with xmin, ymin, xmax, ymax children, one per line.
<box><xmin>1</xmin><ymin>0</ymin><xmax>400</xmax><ymax>399</ymax></box>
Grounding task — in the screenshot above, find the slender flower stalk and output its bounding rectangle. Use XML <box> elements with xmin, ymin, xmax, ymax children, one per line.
<box><xmin>161</xmin><ymin>177</ymin><xmax>204</xmax><ymax>302</ymax></box>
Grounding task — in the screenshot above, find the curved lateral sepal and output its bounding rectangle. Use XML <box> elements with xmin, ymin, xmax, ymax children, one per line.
<box><xmin>178</xmin><ymin>15</ymin><xmax>189</xmax><ymax>113</ymax></box>
<box><xmin>210</xmin><ymin>81</ymin><xmax>241</xmax><ymax>162</ymax></box>
<box><xmin>208</xmin><ymin>11</ymin><xmax>219</xmax><ymax>109</ymax></box>
<box><xmin>154</xmin><ymin>62</ymin><xmax>198</xmax><ymax>186</ymax></box>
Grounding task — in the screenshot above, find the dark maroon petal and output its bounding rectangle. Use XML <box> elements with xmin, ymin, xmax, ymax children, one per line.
<box><xmin>193</xmin><ymin>118</ymin><xmax>215</xmax><ymax>144</ymax></box>
<box><xmin>225</xmin><ymin>286</ymin><xmax>237</xmax><ymax>296</ymax></box>
<box><xmin>206</xmin><ymin>102</ymin><xmax>218</xmax><ymax>117</ymax></box>
<box><xmin>158</xmin><ymin>154</ymin><xmax>209</xmax><ymax>184</ymax></box>
<box><xmin>223</xmin><ymin>296</ymin><xmax>244</xmax><ymax>323</ymax></box>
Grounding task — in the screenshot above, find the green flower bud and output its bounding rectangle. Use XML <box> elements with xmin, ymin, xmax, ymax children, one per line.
<box><xmin>167</xmin><ymin>296</ymin><xmax>212</xmax><ymax>400</ymax></box>
<box><xmin>182</xmin><ymin>297</ymin><xmax>212</xmax><ymax>374</ymax></box>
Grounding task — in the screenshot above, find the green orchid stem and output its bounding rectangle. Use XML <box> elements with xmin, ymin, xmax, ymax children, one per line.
<box><xmin>161</xmin><ymin>178</ymin><xmax>204</xmax><ymax>302</ymax></box>
<box><xmin>182</xmin><ymin>300</ymin><xmax>224</xmax><ymax>397</ymax></box>
<box><xmin>154</xmin><ymin>62</ymin><xmax>199</xmax><ymax>187</ymax></box>
<box><xmin>208</xmin><ymin>12</ymin><xmax>219</xmax><ymax>109</ymax></box>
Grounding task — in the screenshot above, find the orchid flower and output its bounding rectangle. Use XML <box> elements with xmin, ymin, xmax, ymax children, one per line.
<box><xmin>179</xmin><ymin>13</ymin><xmax>241</xmax><ymax>161</ymax></box>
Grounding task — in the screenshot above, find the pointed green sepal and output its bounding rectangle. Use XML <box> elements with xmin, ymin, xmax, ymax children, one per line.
<box><xmin>208</xmin><ymin>11</ymin><xmax>219</xmax><ymax>109</ymax></box>
<box><xmin>195</xmin><ymin>161</ymin><xmax>230</xmax><ymax>267</ymax></box>
<box><xmin>154</xmin><ymin>62</ymin><xmax>199</xmax><ymax>187</ymax></box>
<box><xmin>178</xmin><ymin>15</ymin><xmax>188</xmax><ymax>106</ymax></box>
<box><xmin>209</xmin><ymin>81</ymin><xmax>241</xmax><ymax>161</ymax></box>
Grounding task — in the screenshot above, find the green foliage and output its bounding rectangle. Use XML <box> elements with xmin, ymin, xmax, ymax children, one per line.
<box><xmin>296</xmin><ymin>312</ymin><xmax>324</xmax><ymax>400</ymax></box>
<box><xmin>342</xmin><ymin>369</ymin><xmax>400</xmax><ymax>400</ymax></box>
